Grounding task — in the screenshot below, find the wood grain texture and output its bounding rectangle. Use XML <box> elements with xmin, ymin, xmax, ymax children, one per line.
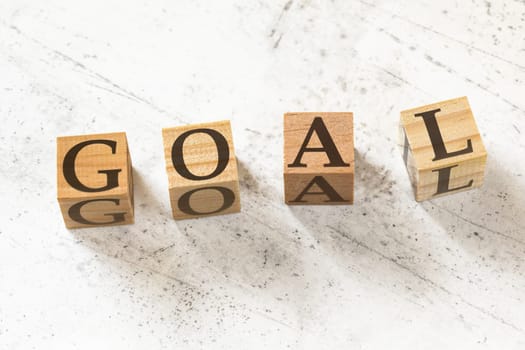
<box><xmin>56</xmin><ymin>132</ymin><xmax>134</xmax><ymax>228</ymax></box>
<box><xmin>283</xmin><ymin>112</ymin><xmax>354</xmax><ymax>204</ymax></box>
<box><xmin>400</xmin><ymin>97</ymin><xmax>487</xmax><ymax>201</ymax></box>
<box><xmin>162</xmin><ymin>120</ymin><xmax>241</xmax><ymax>219</ymax></box>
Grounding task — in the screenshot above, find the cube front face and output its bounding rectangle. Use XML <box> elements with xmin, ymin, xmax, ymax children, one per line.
<box><xmin>284</xmin><ymin>173</ymin><xmax>354</xmax><ymax>204</ymax></box>
<box><xmin>283</xmin><ymin>112</ymin><xmax>354</xmax><ymax>205</ymax></box>
<box><xmin>162</xmin><ymin>120</ymin><xmax>241</xmax><ymax>220</ymax></box>
<box><xmin>56</xmin><ymin>132</ymin><xmax>134</xmax><ymax>228</ymax></box>
<box><xmin>399</xmin><ymin>97</ymin><xmax>487</xmax><ymax>201</ymax></box>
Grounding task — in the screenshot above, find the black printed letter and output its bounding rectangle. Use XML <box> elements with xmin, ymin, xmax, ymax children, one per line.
<box><xmin>178</xmin><ymin>186</ymin><xmax>235</xmax><ymax>215</ymax></box>
<box><xmin>63</xmin><ymin>140</ymin><xmax>121</xmax><ymax>192</ymax></box>
<box><xmin>432</xmin><ymin>165</ymin><xmax>473</xmax><ymax>195</ymax></box>
<box><xmin>290</xmin><ymin>176</ymin><xmax>348</xmax><ymax>203</ymax></box>
<box><xmin>171</xmin><ymin>129</ymin><xmax>229</xmax><ymax>180</ymax></box>
<box><xmin>68</xmin><ymin>199</ymin><xmax>126</xmax><ymax>225</ymax></box>
<box><xmin>414</xmin><ymin>109</ymin><xmax>473</xmax><ymax>161</ymax></box>
<box><xmin>288</xmin><ymin>117</ymin><xmax>349</xmax><ymax>168</ymax></box>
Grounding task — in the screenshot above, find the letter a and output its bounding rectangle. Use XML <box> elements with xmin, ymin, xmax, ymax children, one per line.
<box><xmin>288</xmin><ymin>117</ymin><xmax>350</xmax><ymax>168</ymax></box>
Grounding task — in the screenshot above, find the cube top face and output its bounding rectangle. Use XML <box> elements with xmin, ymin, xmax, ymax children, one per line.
<box><xmin>162</xmin><ymin>120</ymin><xmax>238</xmax><ymax>190</ymax></box>
<box><xmin>57</xmin><ymin>132</ymin><xmax>131</xmax><ymax>200</ymax></box>
<box><xmin>284</xmin><ymin>112</ymin><xmax>354</xmax><ymax>174</ymax></box>
<box><xmin>400</xmin><ymin>96</ymin><xmax>486</xmax><ymax>170</ymax></box>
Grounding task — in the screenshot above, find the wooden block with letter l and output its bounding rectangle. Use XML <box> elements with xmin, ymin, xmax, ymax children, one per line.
<box><xmin>283</xmin><ymin>112</ymin><xmax>354</xmax><ymax>205</ymax></box>
<box><xmin>162</xmin><ymin>120</ymin><xmax>241</xmax><ymax>220</ymax></box>
<box><xmin>399</xmin><ymin>96</ymin><xmax>487</xmax><ymax>202</ymax></box>
<box><xmin>56</xmin><ymin>132</ymin><xmax>134</xmax><ymax>229</ymax></box>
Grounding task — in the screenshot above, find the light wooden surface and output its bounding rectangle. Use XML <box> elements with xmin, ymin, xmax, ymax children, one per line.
<box><xmin>57</xmin><ymin>132</ymin><xmax>134</xmax><ymax>228</ymax></box>
<box><xmin>400</xmin><ymin>96</ymin><xmax>487</xmax><ymax>201</ymax></box>
<box><xmin>283</xmin><ymin>112</ymin><xmax>354</xmax><ymax>204</ymax></box>
<box><xmin>162</xmin><ymin>120</ymin><xmax>241</xmax><ymax>219</ymax></box>
<box><xmin>1</xmin><ymin>0</ymin><xmax>524</xmax><ymax>349</ymax></box>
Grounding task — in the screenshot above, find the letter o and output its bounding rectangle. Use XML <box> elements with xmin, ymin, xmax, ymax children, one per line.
<box><xmin>177</xmin><ymin>186</ymin><xmax>235</xmax><ymax>216</ymax></box>
<box><xmin>171</xmin><ymin>128</ymin><xmax>229</xmax><ymax>180</ymax></box>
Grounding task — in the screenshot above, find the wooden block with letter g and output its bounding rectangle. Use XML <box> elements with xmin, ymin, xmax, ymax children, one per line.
<box><xmin>399</xmin><ymin>96</ymin><xmax>487</xmax><ymax>201</ymax></box>
<box><xmin>56</xmin><ymin>132</ymin><xmax>134</xmax><ymax>228</ymax></box>
<box><xmin>162</xmin><ymin>120</ymin><xmax>241</xmax><ymax>220</ymax></box>
<box><xmin>284</xmin><ymin>112</ymin><xmax>354</xmax><ymax>205</ymax></box>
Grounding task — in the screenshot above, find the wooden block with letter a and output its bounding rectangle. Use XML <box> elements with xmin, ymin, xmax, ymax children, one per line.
<box><xmin>399</xmin><ymin>96</ymin><xmax>487</xmax><ymax>201</ymax></box>
<box><xmin>283</xmin><ymin>112</ymin><xmax>354</xmax><ymax>205</ymax></box>
<box><xmin>162</xmin><ymin>120</ymin><xmax>241</xmax><ymax>220</ymax></box>
<box><xmin>57</xmin><ymin>132</ymin><xmax>134</xmax><ymax>228</ymax></box>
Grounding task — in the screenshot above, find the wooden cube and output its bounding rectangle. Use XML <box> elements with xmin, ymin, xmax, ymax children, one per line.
<box><xmin>162</xmin><ymin>120</ymin><xmax>241</xmax><ymax>220</ymax></box>
<box><xmin>399</xmin><ymin>96</ymin><xmax>487</xmax><ymax>201</ymax></box>
<box><xmin>283</xmin><ymin>112</ymin><xmax>354</xmax><ymax>205</ymax></box>
<box><xmin>57</xmin><ymin>132</ymin><xmax>134</xmax><ymax>228</ymax></box>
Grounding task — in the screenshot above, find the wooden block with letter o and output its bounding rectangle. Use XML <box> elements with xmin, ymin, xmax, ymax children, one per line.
<box><xmin>162</xmin><ymin>120</ymin><xmax>241</xmax><ymax>220</ymax></box>
<box><xmin>399</xmin><ymin>96</ymin><xmax>487</xmax><ymax>201</ymax></box>
<box><xmin>283</xmin><ymin>112</ymin><xmax>354</xmax><ymax>205</ymax></box>
<box><xmin>56</xmin><ymin>132</ymin><xmax>134</xmax><ymax>228</ymax></box>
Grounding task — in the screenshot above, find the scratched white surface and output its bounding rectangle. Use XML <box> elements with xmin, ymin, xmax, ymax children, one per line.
<box><xmin>1</xmin><ymin>0</ymin><xmax>524</xmax><ymax>349</ymax></box>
